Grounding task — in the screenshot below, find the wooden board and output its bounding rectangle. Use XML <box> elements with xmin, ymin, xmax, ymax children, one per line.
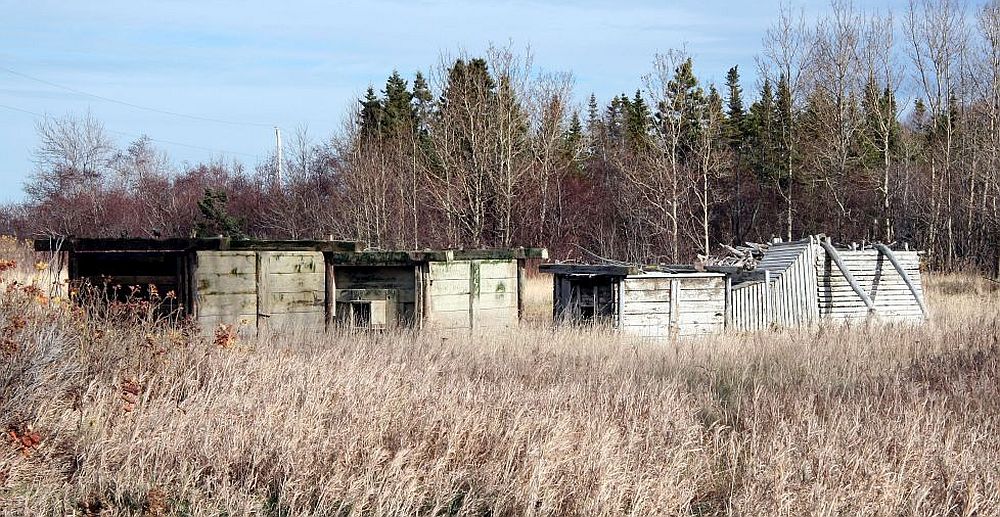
<box><xmin>195</xmin><ymin>252</ymin><xmax>258</xmax><ymax>327</ymax></box>
<box><xmin>258</xmin><ymin>252</ymin><xmax>326</xmax><ymax>335</ymax></box>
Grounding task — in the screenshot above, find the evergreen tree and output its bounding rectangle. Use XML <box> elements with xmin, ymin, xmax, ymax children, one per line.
<box><xmin>775</xmin><ymin>73</ymin><xmax>795</xmax><ymax>185</ymax></box>
<box><xmin>625</xmin><ymin>89</ymin><xmax>651</xmax><ymax>148</ymax></box>
<box><xmin>412</xmin><ymin>71</ymin><xmax>434</xmax><ymax>132</ymax></box>
<box><xmin>194</xmin><ymin>188</ymin><xmax>245</xmax><ymax>239</ymax></box>
<box><xmin>381</xmin><ymin>70</ymin><xmax>415</xmax><ymax>137</ymax></box>
<box><xmin>606</xmin><ymin>94</ymin><xmax>629</xmax><ymax>142</ymax></box>
<box><xmin>358</xmin><ymin>86</ymin><xmax>383</xmax><ymax>138</ymax></box>
<box><xmin>564</xmin><ymin>110</ymin><xmax>583</xmax><ymax>162</ymax></box>
<box><xmin>747</xmin><ymin>78</ymin><xmax>778</xmax><ymax>180</ymax></box>
<box><xmin>724</xmin><ymin>66</ymin><xmax>748</xmax><ymax>152</ymax></box>
<box><xmin>860</xmin><ymin>78</ymin><xmax>902</xmax><ymax>170</ymax></box>
<box><xmin>585</xmin><ymin>93</ymin><xmax>603</xmax><ymax>155</ymax></box>
<box><xmin>659</xmin><ymin>57</ymin><xmax>705</xmax><ymax>158</ymax></box>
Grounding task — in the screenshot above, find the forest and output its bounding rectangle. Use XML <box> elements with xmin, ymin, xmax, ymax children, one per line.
<box><xmin>3</xmin><ymin>1</ymin><xmax>999</xmax><ymax>272</ymax></box>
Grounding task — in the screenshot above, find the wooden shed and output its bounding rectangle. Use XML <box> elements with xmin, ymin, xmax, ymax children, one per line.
<box><xmin>729</xmin><ymin>235</ymin><xmax>927</xmax><ymax>330</ymax></box>
<box><xmin>538</xmin><ymin>264</ymin><xmax>727</xmax><ymax>338</ymax></box>
<box><xmin>35</xmin><ymin>238</ymin><xmax>546</xmax><ymax>335</ymax></box>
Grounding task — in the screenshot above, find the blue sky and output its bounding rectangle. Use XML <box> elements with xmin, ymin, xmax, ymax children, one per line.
<box><xmin>1</xmin><ymin>0</ymin><xmax>892</xmax><ymax>203</ymax></box>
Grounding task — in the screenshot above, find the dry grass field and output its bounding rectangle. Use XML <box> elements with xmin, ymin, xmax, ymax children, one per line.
<box><xmin>1</xmin><ymin>239</ymin><xmax>999</xmax><ymax>515</ymax></box>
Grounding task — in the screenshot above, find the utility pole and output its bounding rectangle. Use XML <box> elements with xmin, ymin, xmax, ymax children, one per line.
<box><xmin>274</xmin><ymin>126</ymin><xmax>284</xmax><ymax>186</ymax></box>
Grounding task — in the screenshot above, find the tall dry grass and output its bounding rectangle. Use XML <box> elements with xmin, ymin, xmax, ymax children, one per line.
<box><xmin>1</xmin><ymin>245</ymin><xmax>998</xmax><ymax>515</ymax></box>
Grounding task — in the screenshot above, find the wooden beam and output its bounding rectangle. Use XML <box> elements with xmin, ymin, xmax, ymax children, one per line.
<box><xmin>516</xmin><ymin>259</ymin><xmax>526</xmax><ymax>322</ymax></box>
<box><xmin>819</xmin><ymin>239</ymin><xmax>875</xmax><ymax>314</ymax></box>
<box><xmin>325</xmin><ymin>250</ymin><xmax>453</xmax><ymax>266</ymax></box>
<box><xmin>538</xmin><ymin>264</ymin><xmax>637</xmax><ymax>276</ymax></box>
<box><xmin>873</xmin><ymin>243</ymin><xmax>928</xmax><ymax>320</ymax></box>
<box><xmin>36</xmin><ymin>238</ymin><xmax>364</xmax><ymax>253</ymax></box>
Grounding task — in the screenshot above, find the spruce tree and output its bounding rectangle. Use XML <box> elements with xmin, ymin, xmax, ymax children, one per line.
<box><xmin>358</xmin><ymin>86</ymin><xmax>383</xmax><ymax>138</ymax></box>
<box><xmin>412</xmin><ymin>72</ymin><xmax>433</xmax><ymax>131</ymax></box>
<box><xmin>625</xmin><ymin>89</ymin><xmax>651</xmax><ymax>148</ymax></box>
<box><xmin>747</xmin><ymin>78</ymin><xmax>777</xmax><ymax>181</ymax></box>
<box><xmin>585</xmin><ymin>93</ymin><xmax>603</xmax><ymax>155</ymax></box>
<box><xmin>382</xmin><ymin>70</ymin><xmax>415</xmax><ymax>137</ymax></box>
<box><xmin>775</xmin><ymin>73</ymin><xmax>795</xmax><ymax>186</ymax></box>
<box><xmin>724</xmin><ymin>66</ymin><xmax>747</xmax><ymax>153</ymax></box>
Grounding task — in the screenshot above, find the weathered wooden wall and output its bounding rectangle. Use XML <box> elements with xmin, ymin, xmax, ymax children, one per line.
<box><xmin>257</xmin><ymin>251</ymin><xmax>325</xmax><ymax>334</ymax></box>
<box><xmin>730</xmin><ymin>239</ymin><xmax>926</xmax><ymax>330</ymax></box>
<box><xmin>620</xmin><ymin>274</ymin><xmax>726</xmax><ymax>338</ymax></box>
<box><xmin>730</xmin><ymin>240</ymin><xmax>820</xmax><ymax>331</ymax></box>
<box><xmin>818</xmin><ymin>249</ymin><xmax>924</xmax><ymax>322</ymax></box>
<box><xmin>426</xmin><ymin>259</ymin><xmax>519</xmax><ymax>330</ymax></box>
<box><xmin>194</xmin><ymin>251</ymin><xmax>257</xmax><ymax>334</ymax></box>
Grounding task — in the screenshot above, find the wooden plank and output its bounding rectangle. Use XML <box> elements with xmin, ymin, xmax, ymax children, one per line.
<box><xmin>335</xmin><ymin>266</ymin><xmax>416</xmax><ymax>291</ymax></box>
<box><xmin>325</xmin><ymin>263</ymin><xmax>335</xmax><ymax>331</ymax></box>
<box><xmin>676</xmin><ymin>322</ymin><xmax>725</xmax><ymax>336</ymax></box>
<box><xmin>474</xmin><ymin>306</ymin><xmax>518</xmax><ymax>327</ymax></box>
<box><xmin>266</xmin><ymin>291</ymin><xmax>324</xmax><ymax>312</ymax></box>
<box><xmin>479</xmin><ymin>291</ymin><xmax>516</xmax><ymax>310</ymax></box>
<box><xmin>625</xmin><ymin>278</ymin><xmax>672</xmax><ymax>291</ymax></box>
<box><xmin>622</xmin><ymin>300</ymin><xmax>671</xmax><ymax>315</ymax></box>
<box><xmin>623</xmin><ymin>289</ymin><xmax>671</xmax><ymax>303</ymax></box>
<box><xmin>256</xmin><ymin>251</ymin><xmax>269</xmax><ymax>332</ymax></box>
<box><xmin>430</xmin><ymin>261</ymin><xmax>473</xmax><ymax>281</ymax></box>
<box><xmin>196</xmin><ymin>251</ymin><xmax>256</xmax><ymax>275</ymax></box>
<box><xmin>427</xmin><ymin>309</ymin><xmax>471</xmax><ymax>330</ymax></box>
<box><xmin>678</xmin><ymin>287</ymin><xmax>724</xmax><ymax>302</ymax></box>
<box><xmin>677</xmin><ymin>313</ymin><xmax>725</xmax><ymax>325</ymax></box>
<box><xmin>621</xmin><ymin>313</ymin><xmax>672</xmax><ymax>327</ymax></box>
<box><xmin>263</xmin><ymin>272</ymin><xmax>325</xmax><ymax>293</ymax></box>
<box><xmin>265</xmin><ymin>251</ymin><xmax>323</xmax><ymax>274</ymax></box>
<box><xmin>478</xmin><ymin>261</ymin><xmax>517</xmax><ymax>279</ymax></box>
<box><xmin>414</xmin><ymin>264</ymin><xmax>424</xmax><ymax>328</ymax></box>
<box><xmin>516</xmin><ymin>259</ymin><xmax>525</xmax><ymax>322</ymax></box>
<box><xmin>198</xmin><ymin>293</ymin><xmax>256</xmax><ymax>317</ymax></box>
<box><xmin>430</xmin><ymin>293</ymin><xmax>472</xmax><ymax>312</ymax></box>
<box><xmin>335</xmin><ymin>289</ymin><xmax>406</xmax><ymax>302</ymax></box>
<box><xmin>265</xmin><ymin>312</ymin><xmax>326</xmax><ymax>333</ymax></box>
<box><xmin>669</xmin><ymin>279</ymin><xmax>679</xmax><ymax>336</ymax></box>
<box><xmin>469</xmin><ymin>261</ymin><xmax>479</xmax><ymax>331</ymax></box>
<box><xmin>621</xmin><ymin>324</ymin><xmax>671</xmax><ymax>338</ymax></box>
<box><xmin>539</xmin><ymin>264</ymin><xmax>636</xmax><ymax>276</ymax></box>
<box><xmin>195</xmin><ymin>273</ymin><xmax>258</xmax><ymax>295</ymax></box>
<box><xmin>431</xmin><ymin>278</ymin><xmax>472</xmax><ymax>296</ymax></box>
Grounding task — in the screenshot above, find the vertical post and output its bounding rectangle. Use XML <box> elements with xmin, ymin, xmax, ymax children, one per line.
<box><xmin>324</xmin><ymin>257</ymin><xmax>336</xmax><ymax>331</ymax></box>
<box><xmin>724</xmin><ymin>275</ymin><xmax>732</xmax><ymax>331</ymax></box>
<box><xmin>274</xmin><ymin>126</ymin><xmax>284</xmax><ymax>186</ymax></box>
<box><xmin>422</xmin><ymin>263</ymin><xmax>432</xmax><ymax>326</ymax></box>
<box><xmin>255</xmin><ymin>252</ymin><xmax>270</xmax><ymax>337</ymax></box>
<box><xmin>414</xmin><ymin>263</ymin><xmax>424</xmax><ymax>329</ymax></box>
<box><xmin>469</xmin><ymin>261</ymin><xmax>479</xmax><ymax>332</ymax></box>
<box><xmin>617</xmin><ymin>277</ymin><xmax>626</xmax><ymax>329</ymax></box>
<box><xmin>764</xmin><ymin>269</ymin><xmax>772</xmax><ymax>328</ymax></box>
<box><xmin>552</xmin><ymin>275</ymin><xmax>560</xmax><ymax>322</ymax></box>
<box><xmin>669</xmin><ymin>278</ymin><xmax>680</xmax><ymax>336</ymax></box>
<box><xmin>516</xmin><ymin>258</ymin><xmax>526</xmax><ymax>323</ymax></box>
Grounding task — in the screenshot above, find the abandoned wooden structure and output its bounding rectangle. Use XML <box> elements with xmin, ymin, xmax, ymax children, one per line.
<box><xmin>538</xmin><ymin>264</ymin><xmax>728</xmax><ymax>338</ymax></box>
<box><xmin>35</xmin><ymin>238</ymin><xmax>547</xmax><ymax>334</ymax></box>
<box><xmin>729</xmin><ymin>236</ymin><xmax>926</xmax><ymax>331</ymax></box>
<box><xmin>541</xmin><ymin>235</ymin><xmax>927</xmax><ymax>338</ymax></box>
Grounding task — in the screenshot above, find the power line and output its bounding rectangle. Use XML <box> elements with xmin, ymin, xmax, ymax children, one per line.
<box><xmin>1</xmin><ymin>66</ymin><xmax>274</xmax><ymax>128</ymax></box>
<box><xmin>0</xmin><ymin>102</ymin><xmax>259</xmax><ymax>158</ymax></box>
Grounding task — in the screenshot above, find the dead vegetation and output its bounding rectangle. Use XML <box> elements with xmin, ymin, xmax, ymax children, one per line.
<box><xmin>1</xmin><ymin>243</ymin><xmax>998</xmax><ymax>515</ymax></box>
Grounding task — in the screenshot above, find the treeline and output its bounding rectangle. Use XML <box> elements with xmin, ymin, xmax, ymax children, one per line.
<box><xmin>5</xmin><ymin>1</ymin><xmax>1000</xmax><ymax>272</ymax></box>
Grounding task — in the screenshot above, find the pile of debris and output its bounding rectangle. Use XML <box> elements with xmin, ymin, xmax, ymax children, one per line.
<box><xmin>698</xmin><ymin>242</ymin><xmax>770</xmax><ymax>270</ymax></box>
